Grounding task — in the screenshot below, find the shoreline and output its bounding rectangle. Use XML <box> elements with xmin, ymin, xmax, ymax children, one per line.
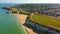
<box><xmin>14</xmin><ymin>14</ymin><xmax>36</xmax><ymax>34</ymax></box>
<box><xmin>14</xmin><ymin>14</ymin><xmax>28</xmax><ymax>24</ymax></box>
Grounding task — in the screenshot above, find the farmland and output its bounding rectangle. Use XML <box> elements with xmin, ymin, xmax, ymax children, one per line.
<box><xmin>29</xmin><ymin>14</ymin><xmax>60</xmax><ymax>31</ymax></box>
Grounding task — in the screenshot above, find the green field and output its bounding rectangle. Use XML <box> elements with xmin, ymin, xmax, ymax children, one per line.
<box><xmin>29</xmin><ymin>14</ymin><xmax>60</xmax><ymax>31</ymax></box>
<box><xmin>9</xmin><ymin>7</ymin><xmax>30</xmax><ymax>14</ymax></box>
<box><xmin>0</xmin><ymin>14</ymin><xmax>27</xmax><ymax>34</ymax></box>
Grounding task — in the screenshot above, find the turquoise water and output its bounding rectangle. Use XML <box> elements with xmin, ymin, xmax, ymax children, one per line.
<box><xmin>0</xmin><ymin>3</ymin><xmax>27</xmax><ymax>34</ymax></box>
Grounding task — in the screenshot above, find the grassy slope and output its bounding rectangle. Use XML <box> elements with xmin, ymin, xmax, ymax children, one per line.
<box><xmin>29</xmin><ymin>14</ymin><xmax>60</xmax><ymax>31</ymax></box>
<box><xmin>10</xmin><ymin>8</ymin><xmax>30</xmax><ymax>14</ymax></box>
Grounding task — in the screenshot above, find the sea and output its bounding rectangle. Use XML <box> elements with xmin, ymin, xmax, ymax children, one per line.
<box><xmin>0</xmin><ymin>3</ymin><xmax>27</xmax><ymax>34</ymax></box>
<box><xmin>0</xmin><ymin>3</ymin><xmax>60</xmax><ymax>34</ymax></box>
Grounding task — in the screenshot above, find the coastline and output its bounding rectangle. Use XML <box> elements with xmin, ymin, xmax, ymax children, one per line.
<box><xmin>14</xmin><ymin>14</ymin><xmax>28</xmax><ymax>24</ymax></box>
<box><xmin>14</xmin><ymin>14</ymin><xmax>36</xmax><ymax>34</ymax></box>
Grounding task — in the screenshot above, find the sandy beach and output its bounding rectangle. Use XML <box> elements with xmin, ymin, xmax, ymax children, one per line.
<box><xmin>14</xmin><ymin>14</ymin><xmax>36</xmax><ymax>34</ymax></box>
<box><xmin>14</xmin><ymin>14</ymin><xmax>28</xmax><ymax>24</ymax></box>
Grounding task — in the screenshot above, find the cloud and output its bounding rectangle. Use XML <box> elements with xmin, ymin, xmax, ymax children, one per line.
<box><xmin>0</xmin><ymin>0</ymin><xmax>60</xmax><ymax>3</ymax></box>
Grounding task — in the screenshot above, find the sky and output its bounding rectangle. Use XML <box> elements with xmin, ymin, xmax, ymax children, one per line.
<box><xmin>1</xmin><ymin>0</ymin><xmax>60</xmax><ymax>3</ymax></box>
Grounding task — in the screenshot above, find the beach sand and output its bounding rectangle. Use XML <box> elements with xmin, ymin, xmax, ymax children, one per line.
<box><xmin>14</xmin><ymin>14</ymin><xmax>36</xmax><ymax>34</ymax></box>
<box><xmin>14</xmin><ymin>14</ymin><xmax>28</xmax><ymax>24</ymax></box>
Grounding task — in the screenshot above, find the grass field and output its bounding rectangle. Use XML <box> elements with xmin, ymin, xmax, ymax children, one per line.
<box><xmin>9</xmin><ymin>8</ymin><xmax>30</xmax><ymax>14</ymax></box>
<box><xmin>29</xmin><ymin>14</ymin><xmax>60</xmax><ymax>31</ymax></box>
